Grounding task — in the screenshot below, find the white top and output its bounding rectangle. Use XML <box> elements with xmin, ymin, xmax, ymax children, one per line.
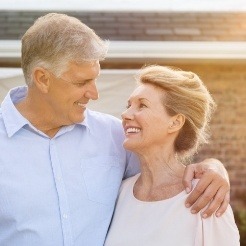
<box><xmin>105</xmin><ymin>174</ymin><xmax>240</xmax><ymax>246</ymax></box>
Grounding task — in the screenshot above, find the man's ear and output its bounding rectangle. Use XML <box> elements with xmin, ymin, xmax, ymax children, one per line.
<box><xmin>32</xmin><ymin>67</ymin><xmax>51</xmax><ymax>93</ymax></box>
<box><xmin>168</xmin><ymin>114</ymin><xmax>185</xmax><ymax>133</ymax></box>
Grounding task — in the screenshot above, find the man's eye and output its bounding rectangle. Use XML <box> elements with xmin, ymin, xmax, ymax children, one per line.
<box><xmin>74</xmin><ymin>79</ymin><xmax>95</xmax><ymax>87</ymax></box>
<box><xmin>74</xmin><ymin>82</ymin><xmax>86</xmax><ymax>87</ymax></box>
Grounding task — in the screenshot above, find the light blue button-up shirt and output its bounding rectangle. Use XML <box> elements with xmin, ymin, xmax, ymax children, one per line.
<box><xmin>0</xmin><ymin>86</ymin><xmax>139</xmax><ymax>246</ymax></box>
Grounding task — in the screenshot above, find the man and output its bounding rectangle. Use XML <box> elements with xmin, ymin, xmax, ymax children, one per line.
<box><xmin>0</xmin><ymin>13</ymin><xmax>229</xmax><ymax>245</ymax></box>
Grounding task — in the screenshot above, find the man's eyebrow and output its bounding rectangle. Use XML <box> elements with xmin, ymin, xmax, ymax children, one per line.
<box><xmin>74</xmin><ymin>78</ymin><xmax>95</xmax><ymax>83</ymax></box>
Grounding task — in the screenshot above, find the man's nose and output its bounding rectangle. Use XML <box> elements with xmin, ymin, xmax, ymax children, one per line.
<box><xmin>85</xmin><ymin>81</ymin><xmax>99</xmax><ymax>100</ymax></box>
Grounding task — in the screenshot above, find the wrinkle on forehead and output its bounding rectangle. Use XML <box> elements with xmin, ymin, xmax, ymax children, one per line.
<box><xmin>63</xmin><ymin>60</ymin><xmax>100</xmax><ymax>81</ymax></box>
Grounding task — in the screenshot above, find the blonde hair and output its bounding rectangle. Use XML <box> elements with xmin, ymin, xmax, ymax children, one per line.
<box><xmin>21</xmin><ymin>13</ymin><xmax>108</xmax><ymax>85</ymax></box>
<box><xmin>135</xmin><ymin>65</ymin><xmax>216</xmax><ymax>158</ymax></box>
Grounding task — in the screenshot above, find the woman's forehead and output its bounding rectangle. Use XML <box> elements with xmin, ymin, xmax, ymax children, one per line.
<box><xmin>129</xmin><ymin>83</ymin><xmax>164</xmax><ymax>100</ymax></box>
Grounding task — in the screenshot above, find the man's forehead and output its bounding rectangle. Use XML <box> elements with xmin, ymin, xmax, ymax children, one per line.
<box><xmin>66</xmin><ymin>60</ymin><xmax>100</xmax><ymax>78</ymax></box>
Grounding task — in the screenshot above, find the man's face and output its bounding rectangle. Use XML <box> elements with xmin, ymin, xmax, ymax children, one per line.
<box><xmin>47</xmin><ymin>60</ymin><xmax>100</xmax><ymax>126</ymax></box>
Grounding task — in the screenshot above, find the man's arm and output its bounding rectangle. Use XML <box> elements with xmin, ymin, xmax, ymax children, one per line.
<box><xmin>183</xmin><ymin>158</ymin><xmax>230</xmax><ymax>218</ymax></box>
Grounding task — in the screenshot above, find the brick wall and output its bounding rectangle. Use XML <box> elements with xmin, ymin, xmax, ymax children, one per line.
<box><xmin>0</xmin><ymin>11</ymin><xmax>246</xmax><ymax>41</ymax></box>
<box><xmin>103</xmin><ymin>61</ymin><xmax>246</xmax><ymax>209</ymax></box>
<box><xmin>0</xmin><ymin>10</ymin><xmax>245</xmax><ymax>208</ymax></box>
<box><xmin>178</xmin><ymin>63</ymin><xmax>246</xmax><ymax>209</ymax></box>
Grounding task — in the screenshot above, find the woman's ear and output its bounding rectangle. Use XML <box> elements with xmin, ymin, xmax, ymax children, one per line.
<box><xmin>168</xmin><ymin>114</ymin><xmax>185</xmax><ymax>133</ymax></box>
<box><xmin>32</xmin><ymin>67</ymin><xmax>50</xmax><ymax>93</ymax></box>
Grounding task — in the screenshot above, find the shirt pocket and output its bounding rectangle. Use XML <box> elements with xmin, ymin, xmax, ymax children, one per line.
<box><xmin>81</xmin><ymin>156</ymin><xmax>124</xmax><ymax>206</ymax></box>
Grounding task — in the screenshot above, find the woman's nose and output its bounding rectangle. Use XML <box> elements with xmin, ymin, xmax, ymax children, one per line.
<box><xmin>121</xmin><ymin>108</ymin><xmax>134</xmax><ymax>121</ymax></box>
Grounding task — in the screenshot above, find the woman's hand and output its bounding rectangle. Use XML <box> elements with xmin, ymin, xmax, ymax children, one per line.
<box><xmin>183</xmin><ymin>158</ymin><xmax>230</xmax><ymax>218</ymax></box>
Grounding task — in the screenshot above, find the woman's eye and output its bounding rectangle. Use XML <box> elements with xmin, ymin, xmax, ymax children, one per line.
<box><xmin>140</xmin><ymin>103</ymin><xmax>147</xmax><ymax>108</ymax></box>
<box><xmin>126</xmin><ymin>104</ymin><xmax>131</xmax><ymax>109</ymax></box>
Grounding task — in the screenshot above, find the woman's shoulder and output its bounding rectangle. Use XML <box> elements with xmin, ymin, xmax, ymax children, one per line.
<box><xmin>121</xmin><ymin>174</ymin><xmax>140</xmax><ymax>187</ymax></box>
<box><xmin>119</xmin><ymin>174</ymin><xmax>140</xmax><ymax>195</ymax></box>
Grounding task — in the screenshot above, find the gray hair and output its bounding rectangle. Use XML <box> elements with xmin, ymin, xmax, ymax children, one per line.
<box><xmin>21</xmin><ymin>13</ymin><xmax>108</xmax><ymax>85</ymax></box>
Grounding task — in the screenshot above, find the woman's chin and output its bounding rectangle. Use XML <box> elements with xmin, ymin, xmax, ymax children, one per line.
<box><xmin>123</xmin><ymin>141</ymin><xmax>138</xmax><ymax>152</ymax></box>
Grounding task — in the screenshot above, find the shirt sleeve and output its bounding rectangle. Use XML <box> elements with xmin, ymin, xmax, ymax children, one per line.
<box><xmin>123</xmin><ymin>151</ymin><xmax>140</xmax><ymax>179</ymax></box>
<box><xmin>195</xmin><ymin>205</ymin><xmax>240</xmax><ymax>246</ymax></box>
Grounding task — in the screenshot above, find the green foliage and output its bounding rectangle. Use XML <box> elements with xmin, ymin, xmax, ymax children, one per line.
<box><xmin>234</xmin><ymin>209</ymin><xmax>246</xmax><ymax>246</ymax></box>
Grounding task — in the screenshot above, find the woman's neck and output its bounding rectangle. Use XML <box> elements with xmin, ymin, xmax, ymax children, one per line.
<box><xmin>138</xmin><ymin>154</ymin><xmax>185</xmax><ymax>186</ymax></box>
<box><xmin>133</xmin><ymin>146</ymin><xmax>186</xmax><ymax>201</ymax></box>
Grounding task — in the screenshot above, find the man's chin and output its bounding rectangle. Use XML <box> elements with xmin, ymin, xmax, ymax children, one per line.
<box><xmin>74</xmin><ymin>114</ymin><xmax>86</xmax><ymax>124</ymax></box>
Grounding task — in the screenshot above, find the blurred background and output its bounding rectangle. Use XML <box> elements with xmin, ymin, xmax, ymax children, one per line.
<box><xmin>0</xmin><ymin>0</ymin><xmax>246</xmax><ymax>242</ymax></box>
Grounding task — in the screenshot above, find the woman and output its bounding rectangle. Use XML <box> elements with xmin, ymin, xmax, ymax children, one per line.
<box><xmin>105</xmin><ymin>65</ymin><xmax>240</xmax><ymax>245</ymax></box>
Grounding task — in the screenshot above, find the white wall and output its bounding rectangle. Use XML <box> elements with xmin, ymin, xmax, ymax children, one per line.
<box><xmin>0</xmin><ymin>69</ymin><xmax>137</xmax><ymax>119</ymax></box>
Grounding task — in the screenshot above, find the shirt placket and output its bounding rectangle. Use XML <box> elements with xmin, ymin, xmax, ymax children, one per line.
<box><xmin>49</xmin><ymin>138</ymin><xmax>73</xmax><ymax>246</ymax></box>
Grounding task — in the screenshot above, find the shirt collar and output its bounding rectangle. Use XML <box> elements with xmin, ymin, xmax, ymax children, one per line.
<box><xmin>55</xmin><ymin>111</ymin><xmax>91</xmax><ymax>137</ymax></box>
<box><xmin>1</xmin><ymin>86</ymin><xmax>30</xmax><ymax>137</ymax></box>
<box><xmin>1</xmin><ymin>86</ymin><xmax>91</xmax><ymax>138</ymax></box>
<box><xmin>78</xmin><ymin>109</ymin><xmax>91</xmax><ymax>131</ymax></box>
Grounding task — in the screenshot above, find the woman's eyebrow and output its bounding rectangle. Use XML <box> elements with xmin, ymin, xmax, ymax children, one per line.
<box><xmin>139</xmin><ymin>97</ymin><xmax>151</xmax><ymax>103</ymax></box>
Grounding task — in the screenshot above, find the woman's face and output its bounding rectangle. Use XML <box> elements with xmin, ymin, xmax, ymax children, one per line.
<box><xmin>121</xmin><ymin>83</ymin><xmax>174</xmax><ymax>153</ymax></box>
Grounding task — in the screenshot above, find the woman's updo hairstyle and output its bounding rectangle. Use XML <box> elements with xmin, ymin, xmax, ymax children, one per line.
<box><xmin>135</xmin><ymin>65</ymin><xmax>216</xmax><ymax>158</ymax></box>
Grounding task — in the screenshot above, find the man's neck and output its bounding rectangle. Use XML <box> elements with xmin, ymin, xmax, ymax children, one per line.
<box><xmin>15</xmin><ymin>94</ymin><xmax>62</xmax><ymax>138</ymax></box>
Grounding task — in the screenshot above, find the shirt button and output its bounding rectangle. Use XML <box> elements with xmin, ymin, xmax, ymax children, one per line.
<box><xmin>63</xmin><ymin>214</ymin><xmax>68</xmax><ymax>219</ymax></box>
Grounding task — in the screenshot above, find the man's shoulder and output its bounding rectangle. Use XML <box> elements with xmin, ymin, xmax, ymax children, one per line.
<box><xmin>0</xmin><ymin>107</ymin><xmax>6</xmax><ymax>134</ymax></box>
<box><xmin>86</xmin><ymin>109</ymin><xmax>122</xmax><ymax>127</ymax></box>
<box><xmin>0</xmin><ymin>107</ymin><xmax>3</xmax><ymax>121</ymax></box>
